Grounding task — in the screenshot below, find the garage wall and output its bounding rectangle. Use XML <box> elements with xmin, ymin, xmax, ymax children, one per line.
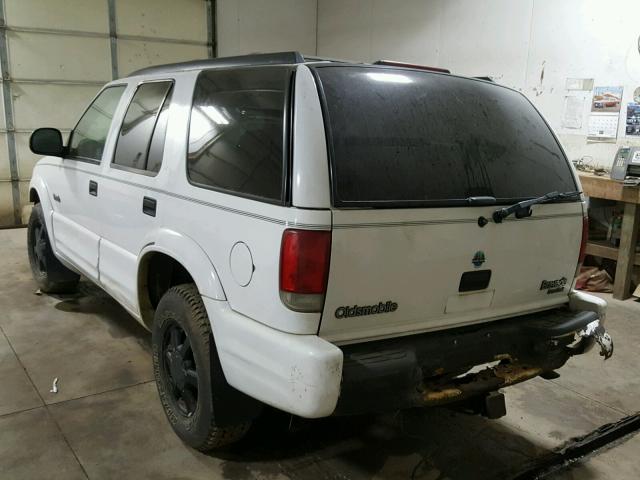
<box><xmin>216</xmin><ymin>0</ymin><xmax>317</xmax><ymax>57</ymax></box>
<box><xmin>0</xmin><ymin>0</ymin><xmax>212</xmax><ymax>226</ymax></box>
<box><xmin>317</xmin><ymin>0</ymin><xmax>640</xmax><ymax>169</ymax></box>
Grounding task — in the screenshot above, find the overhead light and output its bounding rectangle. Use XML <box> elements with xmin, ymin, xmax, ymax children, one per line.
<box><xmin>201</xmin><ymin>105</ymin><xmax>229</xmax><ymax>125</ymax></box>
<box><xmin>366</xmin><ymin>72</ymin><xmax>412</xmax><ymax>84</ymax></box>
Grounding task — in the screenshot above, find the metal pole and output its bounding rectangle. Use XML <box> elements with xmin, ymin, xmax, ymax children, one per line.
<box><xmin>0</xmin><ymin>0</ymin><xmax>20</xmax><ymax>225</ymax></box>
<box><xmin>107</xmin><ymin>0</ymin><xmax>118</xmax><ymax>79</ymax></box>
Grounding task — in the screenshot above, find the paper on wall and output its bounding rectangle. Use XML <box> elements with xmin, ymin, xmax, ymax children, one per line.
<box><xmin>562</xmin><ymin>94</ymin><xmax>584</xmax><ymax>129</ymax></box>
<box><xmin>566</xmin><ymin>78</ymin><xmax>594</xmax><ymax>91</ymax></box>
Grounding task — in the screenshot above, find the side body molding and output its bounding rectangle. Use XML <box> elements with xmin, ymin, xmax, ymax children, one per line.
<box><xmin>138</xmin><ymin>228</ymin><xmax>227</xmax><ymax>301</ymax></box>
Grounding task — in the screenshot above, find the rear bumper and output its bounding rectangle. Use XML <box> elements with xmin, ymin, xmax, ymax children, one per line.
<box><xmin>336</xmin><ymin>291</ymin><xmax>611</xmax><ymax>415</ymax></box>
<box><xmin>203</xmin><ymin>291</ymin><xmax>610</xmax><ymax>418</ymax></box>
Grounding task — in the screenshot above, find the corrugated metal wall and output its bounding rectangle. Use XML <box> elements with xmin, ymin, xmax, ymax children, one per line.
<box><xmin>0</xmin><ymin>0</ymin><xmax>213</xmax><ymax>226</ymax></box>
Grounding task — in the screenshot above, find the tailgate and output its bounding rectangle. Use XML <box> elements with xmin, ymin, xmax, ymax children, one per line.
<box><xmin>320</xmin><ymin>202</ymin><xmax>583</xmax><ymax>343</ymax></box>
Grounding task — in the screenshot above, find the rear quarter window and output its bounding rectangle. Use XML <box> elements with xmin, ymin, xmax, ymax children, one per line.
<box><xmin>187</xmin><ymin>66</ymin><xmax>292</xmax><ymax>203</ymax></box>
<box><xmin>313</xmin><ymin>66</ymin><xmax>577</xmax><ymax>207</ymax></box>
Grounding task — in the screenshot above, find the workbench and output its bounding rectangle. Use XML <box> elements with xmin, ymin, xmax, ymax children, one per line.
<box><xmin>579</xmin><ymin>172</ymin><xmax>640</xmax><ymax>299</ymax></box>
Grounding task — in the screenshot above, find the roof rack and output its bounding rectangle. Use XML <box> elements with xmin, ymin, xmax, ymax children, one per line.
<box><xmin>373</xmin><ymin>60</ymin><xmax>450</xmax><ymax>74</ymax></box>
<box><xmin>128</xmin><ymin>51</ymin><xmax>306</xmax><ymax>77</ymax></box>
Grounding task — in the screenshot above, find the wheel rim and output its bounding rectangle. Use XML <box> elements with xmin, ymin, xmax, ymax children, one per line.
<box><xmin>162</xmin><ymin>321</ymin><xmax>199</xmax><ymax>417</ymax></box>
<box><xmin>32</xmin><ymin>223</ymin><xmax>48</xmax><ymax>274</ymax></box>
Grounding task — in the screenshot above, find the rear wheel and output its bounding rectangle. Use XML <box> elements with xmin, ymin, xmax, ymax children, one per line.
<box><xmin>152</xmin><ymin>284</ymin><xmax>251</xmax><ymax>450</ymax></box>
<box><xmin>27</xmin><ymin>203</ymin><xmax>79</xmax><ymax>293</ymax></box>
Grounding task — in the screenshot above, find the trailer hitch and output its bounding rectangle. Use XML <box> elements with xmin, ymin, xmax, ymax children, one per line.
<box><xmin>574</xmin><ymin>319</ymin><xmax>613</xmax><ymax>360</ymax></box>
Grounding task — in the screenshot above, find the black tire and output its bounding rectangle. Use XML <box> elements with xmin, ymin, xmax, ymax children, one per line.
<box><xmin>27</xmin><ymin>203</ymin><xmax>80</xmax><ymax>294</ymax></box>
<box><xmin>152</xmin><ymin>284</ymin><xmax>251</xmax><ymax>451</ymax></box>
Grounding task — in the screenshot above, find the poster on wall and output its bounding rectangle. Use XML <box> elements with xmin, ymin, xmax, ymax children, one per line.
<box><xmin>625</xmin><ymin>87</ymin><xmax>640</xmax><ymax>136</ymax></box>
<box><xmin>588</xmin><ymin>85</ymin><xmax>624</xmax><ymax>141</ymax></box>
<box><xmin>591</xmin><ymin>86</ymin><xmax>624</xmax><ymax>113</ymax></box>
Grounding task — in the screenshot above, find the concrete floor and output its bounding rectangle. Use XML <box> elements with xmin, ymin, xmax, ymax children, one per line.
<box><xmin>0</xmin><ymin>227</ymin><xmax>638</xmax><ymax>480</ymax></box>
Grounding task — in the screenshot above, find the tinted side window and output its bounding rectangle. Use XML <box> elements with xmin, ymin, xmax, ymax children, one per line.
<box><xmin>68</xmin><ymin>86</ymin><xmax>126</xmax><ymax>162</ymax></box>
<box><xmin>147</xmin><ymin>88</ymin><xmax>172</xmax><ymax>174</ymax></box>
<box><xmin>113</xmin><ymin>81</ymin><xmax>173</xmax><ymax>172</ymax></box>
<box><xmin>187</xmin><ymin>67</ymin><xmax>289</xmax><ymax>202</ymax></box>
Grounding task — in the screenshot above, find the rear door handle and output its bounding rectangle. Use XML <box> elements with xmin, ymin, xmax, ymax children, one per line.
<box><xmin>89</xmin><ymin>180</ymin><xmax>98</xmax><ymax>196</ymax></box>
<box><xmin>142</xmin><ymin>196</ymin><xmax>157</xmax><ymax>217</ymax></box>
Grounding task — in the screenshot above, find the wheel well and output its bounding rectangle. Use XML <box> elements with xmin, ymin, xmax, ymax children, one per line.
<box><xmin>29</xmin><ymin>188</ymin><xmax>40</xmax><ymax>204</ymax></box>
<box><xmin>138</xmin><ymin>252</ymin><xmax>195</xmax><ymax>329</ymax></box>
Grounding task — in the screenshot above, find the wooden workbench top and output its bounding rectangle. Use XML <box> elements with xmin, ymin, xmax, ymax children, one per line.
<box><xmin>578</xmin><ymin>172</ymin><xmax>640</xmax><ymax>204</ymax></box>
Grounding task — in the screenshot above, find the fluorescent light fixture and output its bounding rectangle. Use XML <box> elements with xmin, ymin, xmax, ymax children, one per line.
<box><xmin>366</xmin><ymin>72</ymin><xmax>412</xmax><ymax>84</ymax></box>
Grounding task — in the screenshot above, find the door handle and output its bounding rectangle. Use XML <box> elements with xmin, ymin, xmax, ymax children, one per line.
<box><xmin>142</xmin><ymin>196</ymin><xmax>157</xmax><ymax>217</ymax></box>
<box><xmin>89</xmin><ymin>180</ymin><xmax>98</xmax><ymax>196</ymax></box>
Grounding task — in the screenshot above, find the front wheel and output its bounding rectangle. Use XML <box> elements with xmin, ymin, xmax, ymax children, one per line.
<box><xmin>27</xmin><ymin>203</ymin><xmax>79</xmax><ymax>293</ymax></box>
<box><xmin>152</xmin><ymin>284</ymin><xmax>251</xmax><ymax>451</ymax></box>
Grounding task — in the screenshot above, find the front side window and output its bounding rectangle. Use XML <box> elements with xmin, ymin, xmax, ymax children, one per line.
<box><xmin>68</xmin><ymin>86</ymin><xmax>126</xmax><ymax>162</ymax></box>
<box><xmin>187</xmin><ymin>66</ymin><xmax>290</xmax><ymax>202</ymax></box>
<box><xmin>113</xmin><ymin>81</ymin><xmax>173</xmax><ymax>173</ymax></box>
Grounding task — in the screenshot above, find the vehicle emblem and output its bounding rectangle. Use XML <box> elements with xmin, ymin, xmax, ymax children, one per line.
<box><xmin>472</xmin><ymin>251</ymin><xmax>486</xmax><ymax>268</ymax></box>
<box><xmin>540</xmin><ymin>277</ymin><xmax>567</xmax><ymax>293</ymax></box>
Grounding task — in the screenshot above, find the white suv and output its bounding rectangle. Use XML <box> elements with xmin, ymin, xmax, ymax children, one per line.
<box><xmin>27</xmin><ymin>52</ymin><xmax>612</xmax><ymax>450</ymax></box>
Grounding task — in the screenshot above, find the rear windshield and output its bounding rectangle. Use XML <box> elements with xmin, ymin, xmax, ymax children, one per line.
<box><xmin>313</xmin><ymin>66</ymin><xmax>577</xmax><ymax>208</ymax></box>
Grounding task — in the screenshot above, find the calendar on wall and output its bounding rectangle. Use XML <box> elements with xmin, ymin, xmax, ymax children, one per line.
<box><xmin>587</xmin><ymin>113</ymin><xmax>619</xmax><ymax>140</ymax></box>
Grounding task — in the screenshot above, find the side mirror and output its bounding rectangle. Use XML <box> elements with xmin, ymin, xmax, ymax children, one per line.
<box><xmin>29</xmin><ymin>128</ymin><xmax>65</xmax><ymax>156</ymax></box>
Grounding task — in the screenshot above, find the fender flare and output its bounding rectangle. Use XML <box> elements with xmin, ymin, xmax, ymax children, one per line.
<box><xmin>28</xmin><ymin>176</ymin><xmax>54</xmax><ymax>233</ymax></box>
<box><xmin>137</xmin><ymin>228</ymin><xmax>226</xmax><ymax>301</ymax></box>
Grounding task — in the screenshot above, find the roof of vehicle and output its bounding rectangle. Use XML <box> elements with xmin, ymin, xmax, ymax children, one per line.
<box><xmin>124</xmin><ymin>51</ymin><xmax>502</xmax><ymax>89</ymax></box>
<box><xmin>127</xmin><ymin>51</ymin><xmax>347</xmax><ymax>77</ymax></box>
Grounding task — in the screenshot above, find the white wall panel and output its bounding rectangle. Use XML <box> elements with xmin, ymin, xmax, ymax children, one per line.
<box><xmin>525</xmin><ymin>0</ymin><xmax>640</xmax><ymax>162</ymax></box>
<box><xmin>370</xmin><ymin>0</ymin><xmax>440</xmax><ymax>66</ymax></box>
<box><xmin>5</xmin><ymin>0</ymin><xmax>108</xmax><ymax>32</ymax></box>
<box><xmin>0</xmin><ymin>0</ymin><xmax>214</xmax><ymax>225</ymax></box>
<box><xmin>0</xmin><ymin>87</ymin><xmax>5</xmax><ymax>130</ymax></box>
<box><xmin>0</xmin><ymin>134</ymin><xmax>10</xmax><ymax>181</ymax></box>
<box><xmin>8</xmin><ymin>33</ymin><xmax>111</xmax><ymax>81</ymax></box>
<box><xmin>218</xmin><ymin>0</ymin><xmax>317</xmax><ymax>56</ymax></box>
<box><xmin>118</xmin><ymin>40</ymin><xmax>207</xmax><ymax>76</ymax></box>
<box><xmin>0</xmin><ymin>183</ymin><xmax>13</xmax><ymax>225</ymax></box>
<box><xmin>317</xmin><ymin>0</ymin><xmax>373</xmax><ymax>61</ymax></box>
<box><xmin>438</xmin><ymin>0</ymin><xmax>532</xmax><ymax>90</ymax></box>
<box><xmin>318</xmin><ymin>0</ymin><xmax>440</xmax><ymax>64</ymax></box>
<box><xmin>316</xmin><ymin>0</ymin><xmax>640</xmax><ymax>164</ymax></box>
<box><xmin>117</xmin><ymin>0</ymin><xmax>208</xmax><ymax>42</ymax></box>
<box><xmin>12</xmin><ymin>84</ymin><xmax>100</xmax><ymax>129</ymax></box>
<box><xmin>16</xmin><ymin>132</ymin><xmax>44</xmax><ymax>181</ymax></box>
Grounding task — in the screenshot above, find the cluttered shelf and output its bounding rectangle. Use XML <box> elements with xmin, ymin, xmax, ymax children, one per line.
<box><xmin>578</xmin><ymin>172</ymin><xmax>640</xmax><ymax>299</ymax></box>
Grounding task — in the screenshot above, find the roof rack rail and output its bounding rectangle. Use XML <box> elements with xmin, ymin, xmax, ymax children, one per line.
<box><xmin>373</xmin><ymin>60</ymin><xmax>450</xmax><ymax>74</ymax></box>
<box><xmin>128</xmin><ymin>51</ymin><xmax>305</xmax><ymax>77</ymax></box>
<box><xmin>301</xmin><ymin>54</ymin><xmax>353</xmax><ymax>64</ymax></box>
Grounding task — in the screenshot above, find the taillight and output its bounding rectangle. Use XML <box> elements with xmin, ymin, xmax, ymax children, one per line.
<box><xmin>279</xmin><ymin>229</ymin><xmax>331</xmax><ymax>312</ymax></box>
<box><xmin>579</xmin><ymin>216</ymin><xmax>589</xmax><ymax>264</ymax></box>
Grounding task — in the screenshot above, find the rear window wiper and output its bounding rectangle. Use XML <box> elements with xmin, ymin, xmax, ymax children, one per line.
<box><xmin>492</xmin><ymin>191</ymin><xmax>582</xmax><ymax>223</ymax></box>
